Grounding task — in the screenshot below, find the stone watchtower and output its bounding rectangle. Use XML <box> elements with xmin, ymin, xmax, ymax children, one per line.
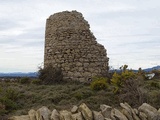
<box><xmin>44</xmin><ymin>11</ymin><xmax>109</xmax><ymax>82</ymax></box>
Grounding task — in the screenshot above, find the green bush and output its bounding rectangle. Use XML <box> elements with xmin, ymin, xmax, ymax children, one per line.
<box><xmin>19</xmin><ymin>77</ymin><xmax>30</xmax><ymax>84</ymax></box>
<box><xmin>111</xmin><ymin>71</ymin><xmax>135</xmax><ymax>87</ymax></box>
<box><xmin>38</xmin><ymin>64</ymin><xmax>63</xmax><ymax>84</ymax></box>
<box><xmin>31</xmin><ymin>79</ymin><xmax>42</xmax><ymax>85</ymax></box>
<box><xmin>5</xmin><ymin>88</ymin><xmax>20</xmax><ymax>101</ymax></box>
<box><xmin>111</xmin><ymin>65</ymin><xmax>137</xmax><ymax>94</ymax></box>
<box><xmin>90</xmin><ymin>77</ymin><xmax>108</xmax><ymax>91</ymax></box>
<box><xmin>0</xmin><ymin>88</ymin><xmax>21</xmax><ymax>114</ymax></box>
<box><xmin>0</xmin><ymin>97</ymin><xmax>18</xmax><ymax>111</ymax></box>
<box><xmin>150</xmin><ymin>82</ymin><xmax>160</xmax><ymax>88</ymax></box>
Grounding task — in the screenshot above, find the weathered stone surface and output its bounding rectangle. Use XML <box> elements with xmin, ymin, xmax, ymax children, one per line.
<box><xmin>111</xmin><ymin>108</ymin><xmax>128</xmax><ymax>120</ymax></box>
<box><xmin>51</xmin><ymin>109</ymin><xmax>60</xmax><ymax>120</ymax></box>
<box><xmin>10</xmin><ymin>102</ymin><xmax>160</xmax><ymax>120</ymax></box>
<box><xmin>100</xmin><ymin>104</ymin><xmax>112</xmax><ymax>118</ymax></box>
<box><xmin>60</xmin><ymin>110</ymin><xmax>72</xmax><ymax>120</ymax></box>
<box><xmin>8</xmin><ymin>115</ymin><xmax>30</xmax><ymax>120</ymax></box>
<box><xmin>138</xmin><ymin>103</ymin><xmax>159</xmax><ymax>120</ymax></box>
<box><xmin>79</xmin><ymin>103</ymin><xmax>93</xmax><ymax>120</ymax></box>
<box><xmin>36</xmin><ymin>106</ymin><xmax>51</xmax><ymax>120</ymax></box>
<box><xmin>123</xmin><ymin>102</ymin><xmax>140</xmax><ymax>120</ymax></box>
<box><xmin>121</xmin><ymin>109</ymin><xmax>133</xmax><ymax>120</ymax></box>
<box><xmin>139</xmin><ymin>112</ymin><xmax>147</xmax><ymax>120</ymax></box>
<box><xmin>93</xmin><ymin>111</ymin><xmax>104</xmax><ymax>120</ymax></box>
<box><xmin>28</xmin><ymin>109</ymin><xmax>36</xmax><ymax>120</ymax></box>
<box><xmin>71</xmin><ymin>112</ymin><xmax>84</xmax><ymax>120</ymax></box>
<box><xmin>71</xmin><ymin>105</ymin><xmax>78</xmax><ymax>113</ymax></box>
<box><xmin>104</xmin><ymin>118</ymin><xmax>112</xmax><ymax>120</ymax></box>
<box><xmin>44</xmin><ymin>10</ymin><xmax>109</xmax><ymax>82</ymax></box>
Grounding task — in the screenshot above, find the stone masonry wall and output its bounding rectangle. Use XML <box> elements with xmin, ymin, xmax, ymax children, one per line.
<box><xmin>44</xmin><ymin>11</ymin><xmax>109</xmax><ymax>82</ymax></box>
<box><xmin>9</xmin><ymin>102</ymin><xmax>160</xmax><ymax>120</ymax></box>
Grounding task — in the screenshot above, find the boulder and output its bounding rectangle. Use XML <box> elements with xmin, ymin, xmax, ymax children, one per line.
<box><xmin>93</xmin><ymin>111</ymin><xmax>104</xmax><ymax>120</ymax></box>
<box><xmin>104</xmin><ymin>118</ymin><xmax>112</xmax><ymax>120</ymax></box>
<box><xmin>71</xmin><ymin>105</ymin><xmax>78</xmax><ymax>113</ymax></box>
<box><xmin>8</xmin><ymin>115</ymin><xmax>30</xmax><ymax>120</ymax></box>
<box><xmin>111</xmin><ymin>108</ymin><xmax>128</xmax><ymax>120</ymax></box>
<box><xmin>123</xmin><ymin>102</ymin><xmax>140</xmax><ymax>120</ymax></box>
<box><xmin>51</xmin><ymin>109</ymin><xmax>60</xmax><ymax>120</ymax></box>
<box><xmin>28</xmin><ymin>109</ymin><xmax>36</xmax><ymax>120</ymax></box>
<box><xmin>60</xmin><ymin>110</ymin><xmax>72</xmax><ymax>120</ymax></box>
<box><xmin>36</xmin><ymin>106</ymin><xmax>51</xmax><ymax>120</ymax></box>
<box><xmin>71</xmin><ymin>112</ymin><xmax>84</xmax><ymax>120</ymax></box>
<box><xmin>139</xmin><ymin>112</ymin><xmax>147</xmax><ymax>120</ymax></box>
<box><xmin>138</xmin><ymin>103</ymin><xmax>159</xmax><ymax>120</ymax></box>
<box><xmin>79</xmin><ymin>103</ymin><xmax>93</xmax><ymax>120</ymax></box>
<box><xmin>158</xmin><ymin>108</ymin><xmax>160</xmax><ymax>113</ymax></box>
<box><xmin>121</xmin><ymin>109</ymin><xmax>133</xmax><ymax>120</ymax></box>
<box><xmin>100</xmin><ymin>104</ymin><xmax>112</xmax><ymax>118</ymax></box>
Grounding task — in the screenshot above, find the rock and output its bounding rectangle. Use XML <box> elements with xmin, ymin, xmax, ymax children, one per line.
<box><xmin>104</xmin><ymin>118</ymin><xmax>112</xmax><ymax>120</ymax></box>
<box><xmin>111</xmin><ymin>108</ymin><xmax>128</xmax><ymax>120</ymax></box>
<box><xmin>71</xmin><ymin>112</ymin><xmax>84</xmax><ymax>120</ymax></box>
<box><xmin>51</xmin><ymin>109</ymin><xmax>60</xmax><ymax>120</ymax></box>
<box><xmin>93</xmin><ymin>111</ymin><xmax>104</xmax><ymax>120</ymax></box>
<box><xmin>138</xmin><ymin>103</ymin><xmax>159</xmax><ymax>120</ymax></box>
<box><xmin>28</xmin><ymin>109</ymin><xmax>36</xmax><ymax>120</ymax></box>
<box><xmin>60</xmin><ymin>110</ymin><xmax>72</xmax><ymax>120</ymax></box>
<box><xmin>71</xmin><ymin>105</ymin><xmax>78</xmax><ymax>113</ymax></box>
<box><xmin>79</xmin><ymin>103</ymin><xmax>93</xmax><ymax>120</ymax></box>
<box><xmin>123</xmin><ymin>102</ymin><xmax>140</xmax><ymax>120</ymax></box>
<box><xmin>158</xmin><ymin>108</ymin><xmax>160</xmax><ymax>113</ymax></box>
<box><xmin>120</xmin><ymin>103</ymin><xmax>132</xmax><ymax>115</ymax></box>
<box><xmin>8</xmin><ymin>115</ymin><xmax>30</xmax><ymax>120</ymax></box>
<box><xmin>121</xmin><ymin>109</ymin><xmax>133</xmax><ymax>120</ymax></box>
<box><xmin>100</xmin><ymin>104</ymin><xmax>112</xmax><ymax>118</ymax></box>
<box><xmin>36</xmin><ymin>106</ymin><xmax>51</xmax><ymax>120</ymax></box>
<box><xmin>139</xmin><ymin>112</ymin><xmax>147</xmax><ymax>120</ymax></box>
<box><xmin>134</xmin><ymin>108</ymin><xmax>139</xmax><ymax>115</ymax></box>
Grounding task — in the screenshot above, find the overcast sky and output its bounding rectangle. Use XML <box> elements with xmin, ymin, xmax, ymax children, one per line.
<box><xmin>0</xmin><ymin>0</ymin><xmax>160</xmax><ymax>72</ymax></box>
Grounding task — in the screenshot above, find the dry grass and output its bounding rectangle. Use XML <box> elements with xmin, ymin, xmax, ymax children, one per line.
<box><xmin>0</xmin><ymin>77</ymin><xmax>160</xmax><ymax>117</ymax></box>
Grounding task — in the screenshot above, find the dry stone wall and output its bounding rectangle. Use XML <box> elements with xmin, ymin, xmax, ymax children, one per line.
<box><xmin>9</xmin><ymin>103</ymin><xmax>160</xmax><ymax>120</ymax></box>
<box><xmin>44</xmin><ymin>11</ymin><xmax>109</xmax><ymax>82</ymax></box>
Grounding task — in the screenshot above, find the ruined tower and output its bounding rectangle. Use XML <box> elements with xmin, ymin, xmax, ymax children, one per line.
<box><xmin>44</xmin><ymin>11</ymin><xmax>109</xmax><ymax>82</ymax></box>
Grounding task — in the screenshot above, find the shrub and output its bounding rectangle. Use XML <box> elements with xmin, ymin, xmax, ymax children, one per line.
<box><xmin>19</xmin><ymin>77</ymin><xmax>30</xmax><ymax>84</ymax></box>
<box><xmin>150</xmin><ymin>82</ymin><xmax>160</xmax><ymax>88</ymax></box>
<box><xmin>5</xmin><ymin>88</ymin><xmax>20</xmax><ymax>101</ymax></box>
<box><xmin>0</xmin><ymin>88</ymin><xmax>21</xmax><ymax>114</ymax></box>
<box><xmin>31</xmin><ymin>79</ymin><xmax>42</xmax><ymax>85</ymax></box>
<box><xmin>38</xmin><ymin>64</ymin><xmax>63</xmax><ymax>84</ymax></box>
<box><xmin>0</xmin><ymin>97</ymin><xmax>18</xmax><ymax>111</ymax></box>
<box><xmin>118</xmin><ymin>78</ymin><xmax>147</xmax><ymax>107</ymax></box>
<box><xmin>111</xmin><ymin>69</ymin><xmax>136</xmax><ymax>93</ymax></box>
<box><xmin>90</xmin><ymin>77</ymin><xmax>108</xmax><ymax>91</ymax></box>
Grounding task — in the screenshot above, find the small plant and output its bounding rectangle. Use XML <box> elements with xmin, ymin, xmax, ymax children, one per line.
<box><xmin>31</xmin><ymin>79</ymin><xmax>42</xmax><ymax>85</ymax></box>
<box><xmin>90</xmin><ymin>77</ymin><xmax>108</xmax><ymax>91</ymax></box>
<box><xmin>19</xmin><ymin>77</ymin><xmax>30</xmax><ymax>84</ymax></box>
<box><xmin>38</xmin><ymin>64</ymin><xmax>63</xmax><ymax>84</ymax></box>
<box><xmin>0</xmin><ymin>88</ymin><xmax>20</xmax><ymax>113</ymax></box>
<box><xmin>150</xmin><ymin>82</ymin><xmax>160</xmax><ymax>88</ymax></box>
<box><xmin>111</xmin><ymin>65</ymin><xmax>136</xmax><ymax>94</ymax></box>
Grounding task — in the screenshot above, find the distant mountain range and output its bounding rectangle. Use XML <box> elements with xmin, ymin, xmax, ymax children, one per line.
<box><xmin>109</xmin><ymin>65</ymin><xmax>160</xmax><ymax>73</ymax></box>
<box><xmin>0</xmin><ymin>65</ymin><xmax>159</xmax><ymax>77</ymax></box>
<box><xmin>143</xmin><ymin>65</ymin><xmax>160</xmax><ymax>72</ymax></box>
<box><xmin>0</xmin><ymin>72</ymin><xmax>38</xmax><ymax>78</ymax></box>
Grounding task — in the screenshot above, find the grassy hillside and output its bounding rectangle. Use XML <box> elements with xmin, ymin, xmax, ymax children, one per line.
<box><xmin>0</xmin><ymin>68</ymin><xmax>160</xmax><ymax>118</ymax></box>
